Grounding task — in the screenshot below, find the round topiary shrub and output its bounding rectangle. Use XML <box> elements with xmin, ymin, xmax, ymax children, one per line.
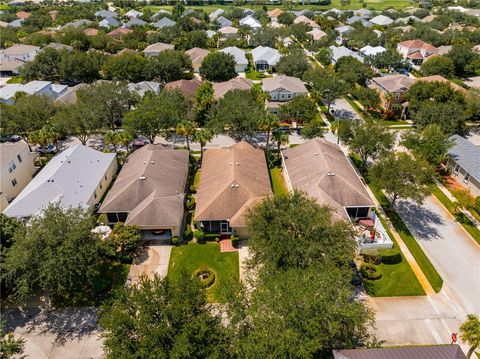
<box><xmin>379</xmin><ymin>248</ymin><xmax>402</xmax><ymax>264</ymax></box>
<box><xmin>189</xmin><ymin>185</ymin><xmax>197</xmax><ymax>194</ymax></box>
<box><xmin>361</xmin><ymin>248</ymin><xmax>381</xmax><ymax>265</ymax></box>
<box><xmin>171</xmin><ymin>236</ymin><xmax>180</xmax><ymax>246</ymax></box>
<box><xmin>231</xmin><ymin>234</ymin><xmax>239</xmax><ymax>248</ymax></box>
<box><xmin>194</xmin><ymin>230</ymin><xmax>205</xmax><ymax>243</ymax></box>
<box><xmin>361</xmin><ymin>263</ymin><xmax>382</xmax><ymax>280</ymax></box>
<box><xmin>193</xmin><ymin>266</ymin><xmax>216</xmax><ymax>289</ymax></box>
<box><xmin>183</xmin><ymin>225</ymin><xmax>193</xmax><ymax>241</ymax></box>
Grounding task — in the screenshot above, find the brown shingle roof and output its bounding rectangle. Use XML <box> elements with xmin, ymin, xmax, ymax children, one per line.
<box><xmin>107</xmin><ymin>28</ymin><xmax>133</xmax><ymax>37</ymax></box>
<box><xmin>212</xmin><ymin>77</ymin><xmax>252</xmax><ymax>100</ymax></box>
<box><xmin>283</xmin><ymin>139</ymin><xmax>374</xmax><ymax>221</ymax></box>
<box><xmin>83</xmin><ymin>28</ymin><xmax>99</xmax><ymax>36</ymax></box>
<box><xmin>333</xmin><ymin>345</ymin><xmax>467</xmax><ymax>359</ymax></box>
<box><xmin>371</xmin><ymin>74</ymin><xmax>415</xmax><ymax>93</ymax></box>
<box><xmin>165</xmin><ymin>79</ymin><xmax>203</xmax><ymax>98</ymax></box>
<box><xmin>185</xmin><ymin>47</ymin><xmax>210</xmax><ymax>66</ymax></box>
<box><xmin>195</xmin><ymin>141</ymin><xmax>272</xmax><ymax>227</ymax></box>
<box><xmin>267</xmin><ymin>8</ymin><xmax>283</xmax><ymax>17</ymax></box>
<box><xmin>417</xmin><ymin>75</ymin><xmax>468</xmax><ymax>95</ymax></box>
<box><xmin>99</xmin><ymin>144</ymin><xmax>189</xmax><ymax>229</ymax></box>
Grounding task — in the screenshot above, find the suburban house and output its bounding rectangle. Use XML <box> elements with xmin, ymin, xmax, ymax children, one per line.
<box><xmin>106</xmin><ymin>27</ymin><xmax>133</xmax><ymax>39</ymax></box>
<box><xmin>165</xmin><ymin>78</ymin><xmax>203</xmax><ymax>98</ymax></box>
<box><xmin>267</xmin><ymin>8</ymin><xmax>283</xmax><ymax>22</ymax></box>
<box><xmin>125</xmin><ymin>9</ymin><xmax>142</xmax><ymax>19</ymax></box>
<box><xmin>143</xmin><ymin>42</ymin><xmax>175</xmax><ymax>57</ymax></box>
<box><xmin>417</xmin><ymin>75</ymin><xmax>468</xmax><ymax>95</ymax></box>
<box><xmin>0</xmin><ymin>141</ymin><xmax>36</xmax><ymax>211</ymax></box>
<box><xmin>153</xmin><ymin>17</ymin><xmax>176</xmax><ymax>29</ymax></box>
<box><xmin>346</xmin><ymin>15</ymin><xmax>372</xmax><ymax>27</ymax></box>
<box><xmin>335</xmin><ymin>25</ymin><xmax>353</xmax><ymax>44</ymax></box>
<box><xmin>124</xmin><ymin>18</ymin><xmax>147</xmax><ymax>27</ymax></box>
<box><xmin>0</xmin><ymin>44</ymin><xmax>40</xmax><ymax>62</ymax></box>
<box><xmin>0</xmin><ymin>59</ymin><xmax>24</xmax><ymax>76</ymax></box>
<box><xmin>333</xmin><ymin>345</ymin><xmax>466</xmax><ymax>359</ymax></box>
<box><xmin>239</xmin><ymin>15</ymin><xmax>262</xmax><ymax>29</ymax></box>
<box><xmin>251</xmin><ymin>46</ymin><xmax>281</xmax><ymax>71</ymax></box>
<box><xmin>95</xmin><ymin>9</ymin><xmax>117</xmax><ymax>19</ymax></box>
<box><xmin>0</xmin><ymin>81</ymin><xmax>68</xmax><ymax>104</ymax></box>
<box><xmin>368</xmin><ymin>74</ymin><xmax>415</xmax><ymax>109</ymax></box>
<box><xmin>195</xmin><ymin>141</ymin><xmax>272</xmax><ymax>239</ymax></box>
<box><xmin>209</xmin><ymin>8</ymin><xmax>224</xmax><ymax>22</ymax></box>
<box><xmin>54</xmin><ymin>83</ymin><xmax>88</xmax><ymax>104</ymax></box>
<box><xmin>220</xmin><ymin>47</ymin><xmax>248</xmax><ymax>72</ymax></box>
<box><xmin>212</xmin><ymin>77</ymin><xmax>253</xmax><ymax>100</ymax></box>
<box><xmin>329</xmin><ymin>45</ymin><xmax>364</xmax><ymax>64</ymax></box>
<box><xmin>99</xmin><ymin>17</ymin><xmax>120</xmax><ymax>28</ymax></box>
<box><xmin>308</xmin><ymin>28</ymin><xmax>327</xmax><ymax>42</ymax></box>
<box><xmin>128</xmin><ymin>81</ymin><xmax>162</xmax><ymax>97</ymax></box>
<box><xmin>369</xmin><ymin>14</ymin><xmax>394</xmax><ymax>26</ymax></box>
<box><xmin>397</xmin><ymin>39</ymin><xmax>438</xmax><ymax>65</ymax></box>
<box><xmin>185</xmin><ymin>47</ymin><xmax>210</xmax><ymax>73</ymax></box>
<box><xmin>447</xmin><ymin>135</ymin><xmax>480</xmax><ymax>197</ymax></box>
<box><xmin>99</xmin><ymin>144</ymin><xmax>189</xmax><ymax>239</ymax></box>
<box><xmin>262</xmin><ymin>75</ymin><xmax>308</xmax><ymax>114</ymax></box>
<box><xmin>150</xmin><ymin>10</ymin><xmax>171</xmax><ymax>21</ymax></box>
<box><xmin>3</xmin><ymin>145</ymin><xmax>117</xmax><ymax>219</ymax></box>
<box><xmin>282</xmin><ymin>139</ymin><xmax>375</xmax><ymax>221</ymax></box>
<box><xmin>360</xmin><ymin>45</ymin><xmax>386</xmax><ymax>57</ymax></box>
<box><xmin>218</xmin><ymin>26</ymin><xmax>240</xmax><ymax>41</ymax></box>
<box><xmin>216</xmin><ymin>16</ymin><xmax>232</xmax><ymax>28</ymax></box>
<box><xmin>294</xmin><ymin>15</ymin><xmax>320</xmax><ymax>29</ymax></box>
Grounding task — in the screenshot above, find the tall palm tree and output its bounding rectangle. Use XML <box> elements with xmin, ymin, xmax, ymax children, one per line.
<box><xmin>260</xmin><ymin>113</ymin><xmax>279</xmax><ymax>152</ymax></box>
<box><xmin>460</xmin><ymin>314</ymin><xmax>480</xmax><ymax>358</ymax></box>
<box><xmin>192</xmin><ymin>128</ymin><xmax>213</xmax><ymax>162</ymax></box>
<box><xmin>176</xmin><ymin>120</ymin><xmax>196</xmax><ymax>151</ymax></box>
<box><xmin>104</xmin><ymin>131</ymin><xmax>120</xmax><ymax>152</ymax></box>
<box><xmin>272</xmin><ymin>130</ymin><xmax>289</xmax><ymax>158</ymax></box>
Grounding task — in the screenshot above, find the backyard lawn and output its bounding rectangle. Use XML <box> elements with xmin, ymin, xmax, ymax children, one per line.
<box><xmin>269</xmin><ymin>167</ymin><xmax>289</xmax><ymax>197</ymax></box>
<box><xmin>168</xmin><ymin>242</ymin><xmax>239</xmax><ymax>303</ymax></box>
<box><xmin>362</xmin><ymin>214</ymin><xmax>425</xmax><ymax>297</ymax></box>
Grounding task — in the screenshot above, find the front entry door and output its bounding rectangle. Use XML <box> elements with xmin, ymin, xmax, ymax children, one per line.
<box><xmin>220</xmin><ymin>220</ymin><xmax>230</xmax><ymax>233</ymax></box>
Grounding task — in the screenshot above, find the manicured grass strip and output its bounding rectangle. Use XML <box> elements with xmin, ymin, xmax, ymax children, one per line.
<box><xmin>168</xmin><ymin>242</ymin><xmax>239</xmax><ymax>303</ymax></box>
<box><xmin>430</xmin><ymin>185</ymin><xmax>480</xmax><ymax>246</ymax></box>
<box><xmin>269</xmin><ymin>167</ymin><xmax>289</xmax><ymax>197</ymax></box>
<box><xmin>193</xmin><ymin>169</ymin><xmax>201</xmax><ymax>188</ymax></box>
<box><xmin>368</xmin><ymin>183</ymin><xmax>443</xmax><ymax>293</ymax></box>
<box><xmin>363</xmin><ymin>213</ymin><xmax>425</xmax><ymax>297</ymax></box>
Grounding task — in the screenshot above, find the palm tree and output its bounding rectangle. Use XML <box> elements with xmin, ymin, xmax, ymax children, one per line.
<box><xmin>117</xmin><ymin>130</ymin><xmax>134</xmax><ymax>155</ymax></box>
<box><xmin>460</xmin><ymin>314</ymin><xmax>480</xmax><ymax>358</ymax></box>
<box><xmin>192</xmin><ymin>128</ymin><xmax>213</xmax><ymax>162</ymax></box>
<box><xmin>272</xmin><ymin>130</ymin><xmax>289</xmax><ymax>159</ymax></box>
<box><xmin>104</xmin><ymin>131</ymin><xmax>120</xmax><ymax>152</ymax></box>
<box><xmin>176</xmin><ymin>120</ymin><xmax>196</xmax><ymax>151</ymax></box>
<box><xmin>260</xmin><ymin>113</ymin><xmax>279</xmax><ymax>152</ymax></box>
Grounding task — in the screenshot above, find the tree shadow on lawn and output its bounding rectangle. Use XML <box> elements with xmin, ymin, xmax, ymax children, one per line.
<box><xmin>2</xmin><ymin>306</ymin><xmax>99</xmax><ymax>345</ymax></box>
<box><xmin>396</xmin><ymin>200</ymin><xmax>443</xmax><ymax>242</ymax></box>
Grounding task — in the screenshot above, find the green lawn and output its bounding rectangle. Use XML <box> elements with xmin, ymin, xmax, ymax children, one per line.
<box><xmin>368</xmin><ymin>182</ymin><xmax>443</xmax><ymax>293</ymax></box>
<box><xmin>143</xmin><ymin>1</ymin><xmax>412</xmax><ymax>13</ymax></box>
<box><xmin>193</xmin><ymin>168</ymin><xmax>201</xmax><ymax>188</ymax></box>
<box><xmin>430</xmin><ymin>185</ymin><xmax>480</xmax><ymax>246</ymax></box>
<box><xmin>363</xmin><ymin>213</ymin><xmax>425</xmax><ymax>297</ymax></box>
<box><xmin>168</xmin><ymin>242</ymin><xmax>239</xmax><ymax>303</ymax></box>
<box><xmin>246</xmin><ymin>70</ymin><xmax>271</xmax><ymax>80</ymax></box>
<box><xmin>269</xmin><ymin>167</ymin><xmax>289</xmax><ymax>197</ymax></box>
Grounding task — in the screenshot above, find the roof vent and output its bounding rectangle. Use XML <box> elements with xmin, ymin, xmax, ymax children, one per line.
<box><xmin>229</xmin><ymin>162</ymin><xmax>232</xmax><ymax>165</ymax></box>
<box><xmin>327</xmin><ymin>172</ymin><xmax>335</xmax><ymax>176</ymax></box>
<box><xmin>150</xmin><ymin>161</ymin><xmax>154</xmax><ymax>164</ymax></box>
<box><xmin>67</xmin><ymin>160</ymin><xmax>71</xmax><ymax>164</ymax></box>
<box><xmin>235</xmin><ymin>184</ymin><xmax>239</xmax><ymax>188</ymax></box>
<box><xmin>236</xmin><ymin>162</ymin><xmax>239</xmax><ymax>165</ymax></box>
<box><xmin>315</xmin><ymin>152</ymin><xmax>319</xmax><ymax>156</ymax></box>
<box><xmin>139</xmin><ymin>176</ymin><xmax>146</xmax><ymax>180</ymax></box>
<box><xmin>144</xmin><ymin>161</ymin><xmax>147</xmax><ymax>164</ymax></box>
<box><xmin>230</xmin><ymin>184</ymin><xmax>235</xmax><ymax>188</ymax></box>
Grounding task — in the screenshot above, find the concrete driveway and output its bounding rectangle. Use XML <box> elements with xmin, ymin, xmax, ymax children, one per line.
<box><xmin>3</xmin><ymin>307</ymin><xmax>103</xmax><ymax>359</ymax></box>
<box><xmin>330</xmin><ymin>98</ymin><xmax>361</xmax><ymax>121</ymax></box>
<box><xmin>128</xmin><ymin>240</ymin><xmax>172</xmax><ymax>284</ymax></box>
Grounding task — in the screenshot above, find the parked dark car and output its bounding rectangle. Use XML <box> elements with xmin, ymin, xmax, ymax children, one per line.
<box><xmin>36</xmin><ymin>144</ymin><xmax>57</xmax><ymax>154</ymax></box>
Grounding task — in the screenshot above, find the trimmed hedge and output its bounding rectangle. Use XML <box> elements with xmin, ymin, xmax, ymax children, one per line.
<box><xmin>361</xmin><ymin>263</ymin><xmax>382</xmax><ymax>280</ymax></box>
<box><xmin>362</xmin><ymin>248</ymin><xmax>381</xmax><ymax>264</ymax></box>
<box><xmin>185</xmin><ymin>196</ymin><xmax>196</xmax><ymax>211</ymax></box>
<box><xmin>231</xmin><ymin>234</ymin><xmax>239</xmax><ymax>248</ymax></box>
<box><xmin>171</xmin><ymin>236</ymin><xmax>180</xmax><ymax>246</ymax></box>
<box><xmin>194</xmin><ymin>230</ymin><xmax>205</xmax><ymax>242</ymax></box>
<box><xmin>184</xmin><ymin>225</ymin><xmax>193</xmax><ymax>241</ymax></box>
<box><xmin>380</xmin><ymin>248</ymin><xmax>402</xmax><ymax>264</ymax></box>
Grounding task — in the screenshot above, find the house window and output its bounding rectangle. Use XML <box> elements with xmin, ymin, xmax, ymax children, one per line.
<box><xmin>464</xmin><ymin>173</ymin><xmax>470</xmax><ymax>184</ymax></box>
<box><xmin>7</xmin><ymin>160</ymin><xmax>16</xmax><ymax>173</ymax></box>
<box><xmin>287</xmin><ymin>93</ymin><xmax>292</xmax><ymax>99</ymax></box>
<box><xmin>104</xmin><ymin>175</ymin><xmax>107</xmax><ymax>181</ymax></box>
<box><xmin>454</xmin><ymin>164</ymin><xmax>460</xmax><ymax>174</ymax></box>
<box><xmin>17</xmin><ymin>154</ymin><xmax>22</xmax><ymax>163</ymax></box>
<box><xmin>11</xmin><ymin>178</ymin><xmax>17</xmax><ymax>187</ymax></box>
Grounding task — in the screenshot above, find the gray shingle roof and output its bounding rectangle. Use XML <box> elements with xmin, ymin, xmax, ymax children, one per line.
<box><xmin>220</xmin><ymin>46</ymin><xmax>248</xmax><ymax>65</ymax></box>
<box><xmin>153</xmin><ymin>16</ymin><xmax>176</xmax><ymax>29</ymax></box>
<box><xmin>251</xmin><ymin>46</ymin><xmax>281</xmax><ymax>65</ymax></box>
<box><xmin>448</xmin><ymin>135</ymin><xmax>480</xmax><ymax>181</ymax></box>
<box><xmin>329</xmin><ymin>45</ymin><xmax>364</xmax><ymax>63</ymax></box>
<box><xmin>4</xmin><ymin>145</ymin><xmax>116</xmax><ymax>218</ymax></box>
<box><xmin>124</xmin><ymin>17</ymin><xmax>147</xmax><ymax>27</ymax></box>
<box><xmin>333</xmin><ymin>345</ymin><xmax>466</xmax><ymax>359</ymax></box>
<box><xmin>216</xmin><ymin>16</ymin><xmax>232</xmax><ymax>28</ymax></box>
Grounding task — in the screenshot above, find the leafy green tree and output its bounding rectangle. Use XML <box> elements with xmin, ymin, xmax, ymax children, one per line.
<box><xmin>290</xmin><ymin>23</ymin><xmax>312</xmax><ymax>43</ymax></box>
<box><xmin>2</xmin><ymin>204</ymin><xmax>101</xmax><ymax>302</ymax></box>
<box><xmin>54</xmin><ymin>102</ymin><xmax>102</xmax><ymax>145</ymax></box>
<box><xmin>460</xmin><ymin>314</ymin><xmax>480</xmax><ymax>359</ymax></box>
<box><xmin>300</xmin><ymin>119</ymin><xmax>325</xmax><ymax>140</ymax></box>
<box><xmin>316</xmin><ymin>47</ymin><xmax>333</xmax><ymax>66</ymax></box>
<box><xmin>99</xmin><ymin>273</ymin><xmax>229</xmax><ymax>359</ymax></box>
<box><xmin>276</xmin><ymin>49</ymin><xmax>311</xmax><ymax>78</ymax></box>
<box><xmin>58</xmin><ymin>27</ymin><xmax>90</xmax><ymax>51</ymax></box>
<box><xmin>365</xmin><ymin>49</ymin><xmax>408</xmax><ymax>71</ymax></box>
<box><xmin>370</xmin><ymin>152</ymin><xmax>433</xmax><ymax>208</ymax></box>
<box><xmin>259</xmin><ymin>113</ymin><xmax>279</xmax><ymax>152</ymax></box>
<box><xmin>334</xmin><ymin>56</ymin><xmax>374</xmax><ymax>86</ymax></box>
<box><xmin>421</xmin><ymin>56</ymin><xmax>455</xmax><ymax>78</ymax></box>
<box><xmin>124</xmin><ymin>90</ymin><xmax>190</xmax><ymax>143</ymax></box>
<box><xmin>272</xmin><ymin>130</ymin><xmax>289</xmax><ymax>155</ymax></box>
<box><xmin>278</xmin><ymin>12</ymin><xmax>295</xmax><ymax>25</ymax></box>
<box><xmin>250</xmin><ymin>28</ymin><xmax>279</xmax><ymax>48</ymax></box>
<box><xmin>101</xmin><ymin>53</ymin><xmax>146</xmax><ymax>82</ymax></box>
<box><xmin>21</xmin><ymin>48</ymin><xmax>63</xmax><ymax>82</ymax></box>
<box><xmin>199</xmin><ymin>52</ymin><xmax>237</xmax><ymax>82</ymax></box>
<box><xmin>175</xmin><ymin>120</ymin><xmax>196</xmax><ymax>151</ymax></box>
<box><xmin>106</xmin><ymin>223</ymin><xmax>141</xmax><ymax>259</ymax></box>
<box><xmin>194</xmin><ymin>81</ymin><xmax>215</xmax><ymax>126</ymax></box>
<box><xmin>279</xmin><ymin>95</ymin><xmax>317</xmax><ymax>124</ymax></box>
<box><xmin>342</xmin><ymin>121</ymin><xmax>394</xmax><ymax>173</ymax></box>
<box><xmin>28</xmin><ymin>122</ymin><xmax>61</xmax><ymax>152</ymax></box>
<box><xmin>192</xmin><ymin>128</ymin><xmax>213</xmax><ymax>161</ymax></box>
<box><xmin>145</xmin><ymin>50</ymin><xmax>193</xmax><ymax>83</ymax></box>
<box><xmin>0</xmin><ymin>321</ymin><xmax>24</xmax><ymax>359</ymax></box>
<box><xmin>207</xmin><ymin>89</ymin><xmax>265</xmax><ymax>140</ymax></box>
<box><xmin>0</xmin><ymin>28</ymin><xmax>18</xmax><ymax>48</ymax></box>
<box><xmin>446</xmin><ymin>44</ymin><xmax>480</xmax><ymax>77</ymax></box>
<box><xmin>412</xmin><ymin>101</ymin><xmax>466</xmax><ymax>135</ymax></box>
<box><xmin>175</xmin><ymin>30</ymin><xmax>208</xmax><ymax>50</ymax></box>
<box><xmin>246</xmin><ymin>191</ymin><xmax>355</xmax><ymax>270</ymax></box>
<box><xmin>401</xmin><ymin>124</ymin><xmax>452</xmax><ymax>165</ymax></box>
<box><xmin>229</xmin><ymin>264</ymin><xmax>373</xmax><ymax>358</ymax></box>
<box><xmin>303</xmin><ymin>67</ymin><xmax>347</xmax><ymax>111</ymax></box>
<box><xmin>77</xmin><ymin>82</ymin><xmax>135</xmax><ymax>129</ymax></box>
<box><xmin>2</xmin><ymin>95</ymin><xmax>56</xmax><ymax>145</ymax></box>
<box><xmin>354</xmin><ymin>86</ymin><xmax>381</xmax><ymax>110</ymax></box>
<box><xmin>466</xmin><ymin>88</ymin><xmax>480</xmax><ymax>120</ymax></box>
<box><xmin>59</xmin><ymin>51</ymin><xmax>104</xmax><ymax>83</ymax></box>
